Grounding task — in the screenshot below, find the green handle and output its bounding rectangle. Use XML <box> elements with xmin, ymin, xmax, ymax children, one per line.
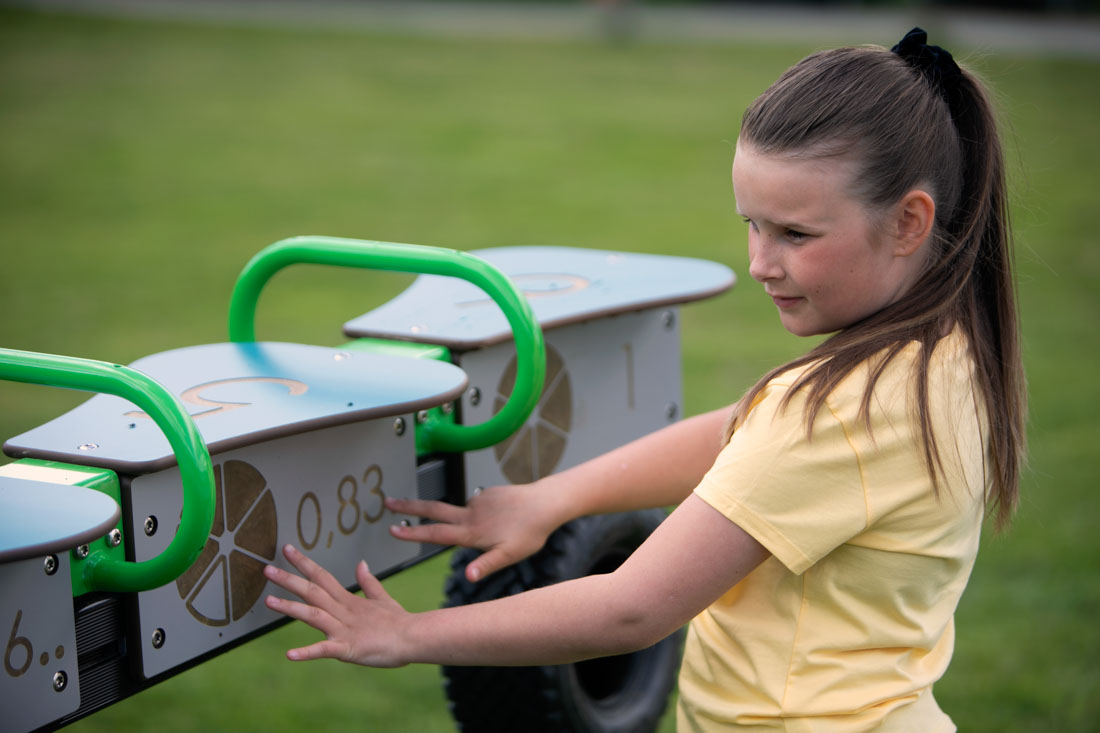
<box><xmin>0</xmin><ymin>348</ymin><xmax>215</xmax><ymax>593</ymax></box>
<box><xmin>228</xmin><ymin>236</ymin><xmax>546</xmax><ymax>453</ymax></box>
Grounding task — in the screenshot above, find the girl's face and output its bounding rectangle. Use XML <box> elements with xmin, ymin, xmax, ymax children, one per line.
<box><xmin>732</xmin><ymin>141</ymin><xmax>924</xmax><ymax>337</ymax></box>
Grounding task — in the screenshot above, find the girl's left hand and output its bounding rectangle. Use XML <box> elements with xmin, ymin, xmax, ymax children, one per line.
<box><xmin>263</xmin><ymin>544</ymin><xmax>411</xmax><ymax>668</ymax></box>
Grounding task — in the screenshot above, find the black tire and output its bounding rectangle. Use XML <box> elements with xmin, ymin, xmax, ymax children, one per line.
<box><xmin>442</xmin><ymin>509</ymin><xmax>683</xmax><ymax>733</ymax></box>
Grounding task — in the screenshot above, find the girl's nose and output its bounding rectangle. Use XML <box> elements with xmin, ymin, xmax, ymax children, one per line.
<box><xmin>748</xmin><ymin>238</ymin><xmax>782</xmax><ymax>283</ymax></box>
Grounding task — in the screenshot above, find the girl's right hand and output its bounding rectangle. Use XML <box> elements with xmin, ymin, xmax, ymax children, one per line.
<box><xmin>384</xmin><ymin>483</ymin><xmax>564</xmax><ymax>583</ymax></box>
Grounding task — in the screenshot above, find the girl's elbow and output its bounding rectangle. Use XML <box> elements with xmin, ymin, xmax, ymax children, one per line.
<box><xmin>600</xmin><ymin>608</ymin><xmax>680</xmax><ymax>656</ymax></box>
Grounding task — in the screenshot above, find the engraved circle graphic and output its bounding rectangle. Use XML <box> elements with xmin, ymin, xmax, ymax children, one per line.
<box><xmin>492</xmin><ymin>344</ymin><xmax>572</xmax><ymax>484</ymax></box>
<box><xmin>175</xmin><ymin>460</ymin><xmax>278</xmax><ymax>626</ymax></box>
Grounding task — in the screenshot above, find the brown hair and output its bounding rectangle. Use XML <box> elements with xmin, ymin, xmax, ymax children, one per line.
<box><xmin>727</xmin><ymin>44</ymin><xmax>1026</xmax><ymax>528</ymax></box>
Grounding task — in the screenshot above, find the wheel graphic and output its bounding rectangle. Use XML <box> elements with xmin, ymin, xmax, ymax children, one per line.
<box><xmin>493</xmin><ymin>344</ymin><xmax>572</xmax><ymax>484</ymax></box>
<box><xmin>175</xmin><ymin>460</ymin><xmax>278</xmax><ymax>627</ymax></box>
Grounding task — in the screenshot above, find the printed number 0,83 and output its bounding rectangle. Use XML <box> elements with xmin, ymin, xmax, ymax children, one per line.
<box><xmin>296</xmin><ymin>466</ymin><xmax>385</xmax><ymax>551</ymax></box>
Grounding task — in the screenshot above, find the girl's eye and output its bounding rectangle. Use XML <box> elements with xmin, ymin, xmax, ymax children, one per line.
<box><xmin>741</xmin><ymin>217</ymin><xmax>757</xmax><ymax>231</ymax></box>
<box><xmin>785</xmin><ymin>229</ymin><xmax>809</xmax><ymax>243</ymax></box>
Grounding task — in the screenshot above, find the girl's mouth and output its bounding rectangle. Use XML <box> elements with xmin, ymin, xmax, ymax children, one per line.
<box><xmin>770</xmin><ymin>295</ymin><xmax>803</xmax><ymax>309</ymax></box>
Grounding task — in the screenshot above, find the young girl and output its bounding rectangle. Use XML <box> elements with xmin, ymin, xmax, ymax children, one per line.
<box><xmin>263</xmin><ymin>28</ymin><xmax>1026</xmax><ymax>731</ymax></box>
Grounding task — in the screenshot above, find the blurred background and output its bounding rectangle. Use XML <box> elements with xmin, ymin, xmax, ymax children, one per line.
<box><xmin>1</xmin><ymin>1</ymin><xmax>1097</xmax><ymax>731</ymax></box>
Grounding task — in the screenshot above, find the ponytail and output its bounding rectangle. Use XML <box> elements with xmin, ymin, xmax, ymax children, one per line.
<box><xmin>946</xmin><ymin>66</ymin><xmax>1027</xmax><ymax>528</ymax></box>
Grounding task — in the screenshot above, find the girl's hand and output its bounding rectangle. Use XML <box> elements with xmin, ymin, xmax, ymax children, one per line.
<box><xmin>264</xmin><ymin>544</ymin><xmax>411</xmax><ymax>668</ymax></box>
<box><xmin>385</xmin><ymin>483</ymin><xmax>563</xmax><ymax>583</ymax></box>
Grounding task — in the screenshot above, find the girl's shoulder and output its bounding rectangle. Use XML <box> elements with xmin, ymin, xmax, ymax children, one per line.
<box><xmin>751</xmin><ymin>328</ymin><xmax>976</xmax><ymax>427</ymax></box>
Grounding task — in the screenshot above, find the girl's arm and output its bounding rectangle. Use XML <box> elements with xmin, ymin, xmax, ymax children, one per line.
<box><xmin>385</xmin><ymin>406</ymin><xmax>731</xmax><ymax>581</ymax></box>
<box><xmin>264</xmin><ymin>491</ymin><xmax>768</xmax><ymax>667</ymax></box>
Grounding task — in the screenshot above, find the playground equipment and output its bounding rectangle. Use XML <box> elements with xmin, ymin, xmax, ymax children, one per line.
<box><xmin>1</xmin><ymin>237</ymin><xmax>733</xmax><ymax>732</ymax></box>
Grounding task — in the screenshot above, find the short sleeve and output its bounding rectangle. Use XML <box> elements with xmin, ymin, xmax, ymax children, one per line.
<box><xmin>695</xmin><ymin>382</ymin><xmax>868</xmax><ymax>574</ymax></box>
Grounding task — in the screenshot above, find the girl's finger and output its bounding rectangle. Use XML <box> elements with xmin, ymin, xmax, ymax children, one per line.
<box><xmin>465</xmin><ymin>547</ymin><xmax>512</xmax><ymax>583</ymax></box>
<box><xmin>389</xmin><ymin>519</ymin><xmax>470</xmax><ymax>548</ymax></box>
<box><xmin>385</xmin><ymin>496</ymin><xmax>466</xmax><ymax>524</ymax></box>
<box><xmin>281</xmin><ymin>544</ymin><xmax>349</xmax><ymax>599</ymax></box>
<box><xmin>264</xmin><ymin>562</ymin><xmax>320</xmax><ymax>602</ymax></box>
<box><xmin>356</xmin><ymin>559</ymin><xmax>388</xmax><ymax>601</ymax></box>
<box><xmin>286</xmin><ymin>638</ymin><xmax>347</xmax><ymax>662</ymax></box>
<box><xmin>264</xmin><ymin>593</ymin><xmax>338</xmax><ymax>636</ymax></box>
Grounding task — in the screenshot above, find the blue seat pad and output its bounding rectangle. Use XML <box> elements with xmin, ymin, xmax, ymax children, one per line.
<box><xmin>0</xmin><ymin>475</ymin><xmax>120</xmax><ymax>562</ymax></box>
<box><xmin>3</xmin><ymin>342</ymin><xmax>467</xmax><ymax>475</ymax></box>
<box><xmin>343</xmin><ymin>246</ymin><xmax>735</xmax><ymax>350</ymax></box>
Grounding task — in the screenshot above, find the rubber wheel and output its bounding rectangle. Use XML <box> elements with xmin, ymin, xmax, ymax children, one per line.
<box><xmin>442</xmin><ymin>509</ymin><xmax>683</xmax><ymax>733</ymax></box>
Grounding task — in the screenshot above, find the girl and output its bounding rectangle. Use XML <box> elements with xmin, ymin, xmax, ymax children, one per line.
<box><xmin>263</xmin><ymin>29</ymin><xmax>1026</xmax><ymax>731</ymax></box>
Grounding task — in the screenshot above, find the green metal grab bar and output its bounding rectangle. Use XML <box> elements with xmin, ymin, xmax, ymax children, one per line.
<box><xmin>0</xmin><ymin>348</ymin><xmax>215</xmax><ymax>593</ymax></box>
<box><xmin>227</xmin><ymin>236</ymin><xmax>546</xmax><ymax>453</ymax></box>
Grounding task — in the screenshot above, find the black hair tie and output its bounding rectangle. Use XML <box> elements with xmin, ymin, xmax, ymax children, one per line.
<box><xmin>891</xmin><ymin>27</ymin><xmax>963</xmax><ymax>106</ymax></box>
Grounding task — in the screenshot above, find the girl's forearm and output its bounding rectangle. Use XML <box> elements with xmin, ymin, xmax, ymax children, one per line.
<box><xmin>400</xmin><ymin>573</ymin><xmax>663</xmax><ymax>667</ymax></box>
<box><xmin>539</xmin><ymin>406</ymin><xmax>730</xmax><ymax>528</ymax></box>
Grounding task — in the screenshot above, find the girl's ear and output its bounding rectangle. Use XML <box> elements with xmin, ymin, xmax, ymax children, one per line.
<box><xmin>893</xmin><ymin>189</ymin><xmax>936</xmax><ymax>258</ymax></box>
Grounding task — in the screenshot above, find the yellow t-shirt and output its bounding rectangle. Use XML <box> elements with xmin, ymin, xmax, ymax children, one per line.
<box><xmin>680</xmin><ymin>331</ymin><xmax>987</xmax><ymax>732</ymax></box>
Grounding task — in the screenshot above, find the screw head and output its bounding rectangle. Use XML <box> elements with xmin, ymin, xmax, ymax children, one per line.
<box><xmin>393</xmin><ymin>417</ymin><xmax>406</xmax><ymax>436</ymax></box>
<box><xmin>661</xmin><ymin>310</ymin><xmax>676</xmax><ymax>329</ymax></box>
<box><xmin>151</xmin><ymin>628</ymin><xmax>166</xmax><ymax>649</ymax></box>
<box><xmin>468</xmin><ymin>387</ymin><xmax>482</xmax><ymax>406</ymax></box>
<box><xmin>52</xmin><ymin>671</ymin><xmax>67</xmax><ymax>692</ymax></box>
<box><xmin>665</xmin><ymin>402</ymin><xmax>679</xmax><ymax>420</ymax></box>
<box><xmin>143</xmin><ymin>516</ymin><xmax>158</xmax><ymax>537</ymax></box>
<box><xmin>416</xmin><ymin>410</ymin><xmax>430</xmax><ymax>424</ymax></box>
<box><xmin>43</xmin><ymin>554</ymin><xmax>59</xmax><ymax>576</ymax></box>
<box><xmin>107</xmin><ymin>529</ymin><xmax>123</xmax><ymax>548</ymax></box>
<box><xmin>73</xmin><ymin>544</ymin><xmax>89</xmax><ymax>560</ymax></box>
<box><xmin>440</xmin><ymin>401</ymin><xmax>454</xmax><ymax>415</ymax></box>
<box><xmin>77</xmin><ymin>443</ymin><xmax>98</xmax><ymax>451</ymax></box>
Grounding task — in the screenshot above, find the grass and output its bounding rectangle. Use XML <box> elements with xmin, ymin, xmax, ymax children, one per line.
<box><xmin>0</xmin><ymin>8</ymin><xmax>1096</xmax><ymax>732</ymax></box>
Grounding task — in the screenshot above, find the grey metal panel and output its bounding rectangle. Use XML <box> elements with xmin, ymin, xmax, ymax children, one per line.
<box><xmin>0</xmin><ymin>553</ymin><xmax>80</xmax><ymax>732</ymax></box>
<box><xmin>4</xmin><ymin>341</ymin><xmax>467</xmax><ymax>475</ymax></box>
<box><xmin>128</xmin><ymin>418</ymin><xmax>421</xmax><ymax>679</ymax></box>
<box><xmin>460</xmin><ymin>308</ymin><xmax>682</xmax><ymax>498</ymax></box>
<box><xmin>416</xmin><ymin>459</ymin><xmax>447</xmax><ymax>503</ymax></box>
<box><xmin>414</xmin><ymin>459</ymin><xmax>449</xmax><ymax>558</ymax></box>
<box><xmin>343</xmin><ymin>246</ymin><xmax>734</xmax><ymax>350</ymax></box>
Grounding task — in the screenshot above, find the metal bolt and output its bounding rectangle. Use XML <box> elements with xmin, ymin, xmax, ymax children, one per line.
<box><xmin>73</xmin><ymin>545</ymin><xmax>89</xmax><ymax>560</ymax></box>
<box><xmin>472</xmin><ymin>487</ymin><xmax>484</xmax><ymax>497</ymax></box>
<box><xmin>416</xmin><ymin>410</ymin><xmax>430</xmax><ymax>424</ymax></box>
<box><xmin>107</xmin><ymin>529</ymin><xmax>123</xmax><ymax>548</ymax></box>
<box><xmin>52</xmin><ymin>671</ymin><xmax>67</xmax><ymax>693</ymax></box>
<box><xmin>468</xmin><ymin>387</ymin><xmax>482</xmax><ymax>406</ymax></box>
<box><xmin>393</xmin><ymin>417</ymin><xmax>406</xmax><ymax>436</ymax></box>
<box><xmin>661</xmin><ymin>310</ymin><xmax>676</xmax><ymax>329</ymax></box>
<box><xmin>333</xmin><ymin>351</ymin><xmax>351</xmax><ymax>361</ymax></box>
<box><xmin>151</xmin><ymin>628</ymin><xmax>166</xmax><ymax>649</ymax></box>
<box><xmin>399</xmin><ymin>519</ymin><xmax>411</xmax><ymax>528</ymax></box>
<box><xmin>43</xmin><ymin>555</ymin><xmax>59</xmax><ymax>576</ymax></box>
<box><xmin>440</xmin><ymin>401</ymin><xmax>454</xmax><ymax>415</ymax></box>
<box><xmin>77</xmin><ymin>443</ymin><xmax>98</xmax><ymax>451</ymax></box>
<box><xmin>143</xmin><ymin>516</ymin><xmax>158</xmax><ymax>537</ymax></box>
<box><xmin>665</xmin><ymin>402</ymin><xmax>679</xmax><ymax>420</ymax></box>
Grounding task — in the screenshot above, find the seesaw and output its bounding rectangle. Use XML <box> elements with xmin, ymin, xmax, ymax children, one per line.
<box><xmin>1</xmin><ymin>237</ymin><xmax>733</xmax><ymax>732</ymax></box>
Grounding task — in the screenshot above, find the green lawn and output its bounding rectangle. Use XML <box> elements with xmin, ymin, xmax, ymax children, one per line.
<box><xmin>1</xmin><ymin>8</ymin><xmax>1097</xmax><ymax>732</ymax></box>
